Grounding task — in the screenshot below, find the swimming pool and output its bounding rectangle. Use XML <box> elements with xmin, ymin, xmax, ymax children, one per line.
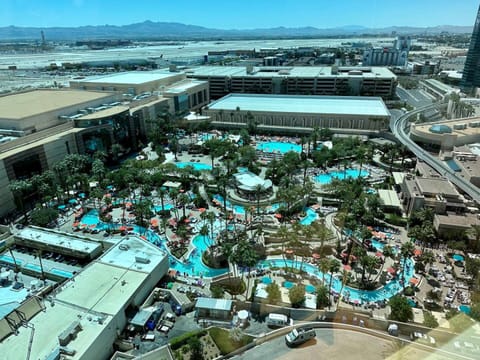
<box><xmin>299</xmin><ymin>207</ymin><xmax>318</xmax><ymax>225</ymax></box>
<box><xmin>50</xmin><ymin>268</ymin><xmax>73</xmax><ymax>279</ymax></box>
<box><xmin>256</xmin><ymin>141</ymin><xmax>302</xmax><ymax>154</ymax></box>
<box><xmin>0</xmin><ymin>255</ymin><xmax>23</xmax><ymax>266</ymax></box>
<box><xmin>168</xmin><ymin>235</ymin><xmax>227</xmax><ymax>277</ymax></box>
<box><xmin>459</xmin><ymin>305</ymin><xmax>471</xmax><ymax>315</ymax></box>
<box><xmin>262</xmin><ymin>276</ymin><xmax>273</xmax><ymax>285</ymax></box>
<box><xmin>175</xmin><ymin>162</ymin><xmax>212</xmax><ymax>171</ymax></box>
<box><xmin>453</xmin><ymin>254</ymin><xmax>465</xmax><ymax>262</ymax></box>
<box><xmin>153</xmin><ymin>204</ymin><xmax>174</xmax><ymax>212</ymax></box>
<box><xmin>314</xmin><ymin>169</ymin><xmax>369</xmax><ymax>185</ymax></box>
<box><xmin>264</xmin><ymin>258</ymin><xmax>414</xmax><ymax>303</ymax></box>
<box><xmin>283</xmin><ymin>281</ymin><xmax>294</xmax><ymax>289</ymax></box>
<box><xmin>305</xmin><ymin>284</ymin><xmax>316</xmax><ymax>293</ymax></box>
<box><xmin>81</xmin><ymin>209</ymin><xmax>100</xmax><ymax>226</ymax></box>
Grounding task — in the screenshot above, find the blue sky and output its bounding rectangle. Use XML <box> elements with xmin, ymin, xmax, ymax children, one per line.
<box><xmin>1</xmin><ymin>0</ymin><xmax>479</xmax><ymax>29</ymax></box>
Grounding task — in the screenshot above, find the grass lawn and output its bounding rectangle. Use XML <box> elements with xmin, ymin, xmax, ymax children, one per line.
<box><xmin>208</xmin><ymin>327</ymin><xmax>254</xmax><ymax>355</ymax></box>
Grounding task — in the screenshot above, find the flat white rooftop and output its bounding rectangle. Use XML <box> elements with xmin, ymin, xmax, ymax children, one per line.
<box><xmin>16</xmin><ymin>227</ymin><xmax>101</xmax><ymax>255</ymax></box>
<box><xmin>209</xmin><ymin>94</ymin><xmax>390</xmax><ymax>117</ymax></box>
<box><xmin>55</xmin><ymin>261</ymin><xmax>148</xmax><ymax>315</ymax></box>
<box><xmin>77</xmin><ymin>70</ymin><xmax>181</xmax><ymax>85</ymax></box>
<box><xmin>165</xmin><ymin>79</ymin><xmax>206</xmax><ymax>94</ymax></box>
<box><xmin>1</xmin><ymin>301</ymin><xmax>110</xmax><ymax>360</ymax></box>
<box><xmin>187</xmin><ymin>65</ymin><xmax>395</xmax><ymax>79</ymax></box>
<box><xmin>98</xmin><ymin>236</ymin><xmax>167</xmax><ymax>273</ymax></box>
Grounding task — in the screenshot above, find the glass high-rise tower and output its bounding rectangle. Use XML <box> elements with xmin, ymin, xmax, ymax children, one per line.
<box><xmin>462</xmin><ymin>5</ymin><xmax>480</xmax><ymax>91</ymax></box>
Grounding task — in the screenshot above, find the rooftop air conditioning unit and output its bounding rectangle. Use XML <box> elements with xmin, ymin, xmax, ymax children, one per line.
<box><xmin>135</xmin><ymin>256</ymin><xmax>151</xmax><ymax>264</ymax></box>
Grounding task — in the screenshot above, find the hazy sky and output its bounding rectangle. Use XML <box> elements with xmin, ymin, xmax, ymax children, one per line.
<box><xmin>2</xmin><ymin>0</ymin><xmax>479</xmax><ymax>29</ymax></box>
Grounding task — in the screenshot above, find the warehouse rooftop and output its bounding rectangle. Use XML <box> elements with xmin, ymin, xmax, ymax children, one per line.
<box><xmin>0</xmin><ymin>89</ymin><xmax>113</xmax><ymax>120</ymax></box>
<box><xmin>208</xmin><ymin>94</ymin><xmax>390</xmax><ymax>117</ymax></box>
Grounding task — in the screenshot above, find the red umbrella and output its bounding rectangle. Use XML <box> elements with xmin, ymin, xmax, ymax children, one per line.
<box><xmin>285</xmin><ymin>249</ymin><xmax>294</xmax><ymax>254</ymax></box>
<box><xmin>343</xmin><ymin>264</ymin><xmax>352</xmax><ymax>271</ymax></box>
<box><xmin>72</xmin><ymin>221</ymin><xmax>79</xmax><ymax>227</ymax></box>
<box><xmin>198</xmin><ymin>208</ymin><xmax>206</xmax><ymax>213</ymax></box>
<box><xmin>409</xmin><ymin>277</ymin><xmax>419</xmax><ymax>285</ymax></box>
<box><xmin>119</xmin><ymin>226</ymin><xmax>127</xmax><ymax>231</ymax></box>
<box><xmin>413</xmin><ymin>249</ymin><xmax>422</xmax><ymax>256</ymax></box>
<box><xmin>312</xmin><ymin>253</ymin><xmax>321</xmax><ymax>259</ymax></box>
<box><xmin>375</xmin><ymin>252</ymin><xmax>383</xmax><ymax>258</ymax></box>
<box><xmin>387</xmin><ymin>267</ymin><xmax>396</xmax><ymax>274</ymax></box>
<box><xmin>274</xmin><ymin>213</ymin><xmax>282</xmax><ymax>219</ymax></box>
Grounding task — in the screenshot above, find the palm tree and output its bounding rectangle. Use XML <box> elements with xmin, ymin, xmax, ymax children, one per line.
<box><xmin>327</xmin><ymin>259</ymin><xmax>341</xmax><ymax>297</ymax></box>
<box><xmin>206</xmin><ymin>211</ymin><xmax>216</xmax><ymax>240</ymax></box>
<box><xmin>336</xmin><ymin>269</ymin><xmax>350</xmax><ymax>309</ymax></box>
<box><xmin>177</xmin><ymin>193</ymin><xmax>190</xmax><ymax>220</ymax></box>
<box><xmin>233</xmin><ymin>240</ymin><xmax>258</xmax><ymax>299</ymax></box>
<box><xmin>318</xmin><ymin>258</ymin><xmax>330</xmax><ymax>285</ymax></box>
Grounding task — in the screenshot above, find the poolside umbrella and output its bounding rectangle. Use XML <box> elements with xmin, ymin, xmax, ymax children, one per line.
<box><xmin>409</xmin><ymin>277</ymin><xmax>419</xmax><ymax>286</ymax></box>
<box><xmin>119</xmin><ymin>226</ymin><xmax>127</xmax><ymax>231</ymax></box>
<box><xmin>150</xmin><ymin>219</ymin><xmax>159</xmax><ymax>226</ymax></box>
<box><xmin>69</xmin><ymin>198</ymin><xmax>78</xmax><ymax>204</ymax></box>
<box><xmin>80</xmin><ymin>223</ymin><xmax>87</xmax><ymax>229</ymax></box>
<box><xmin>89</xmin><ymin>224</ymin><xmax>96</xmax><ymax>229</ymax></box>
<box><xmin>198</xmin><ymin>208</ymin><xmax>206</xmax><ymax>213</ymax></box>
<box><xmin>72</xmin><ymin>221</ymin><xmax>79</xmax><ymax>227</ymax></box>
<box><xmin>285</xmin><ymin>249</ymin><xmax>294</xmax><ymax>254</ymax></box>
<box><xmin>343</xmin><ymin>264</ymin><xmax>352</xmax><ymax>271</ymax></box>
<box><xmin>312</xmin><ymin>253</ymin><xmax>321</xmax><ymax>259</ymax></box>
<box><xmin>274</xmin><ymin>213</ymin><xmax>282</xmax><ymax>219</ymax></box>
<box><xmin>413</xmin><ymin>249</ymin><xmax>422</xmax><ymax>256</ymax></box>
<box><xmin>375</xmin><ymin>252</ymin><xmax>383</xmax><ymax>258</ymax></box>
<box><xmin>387</xmin><ymin>267</ymin><xmax>396</xmax><ymax>274</ymax></box>
<box><xmin>78</xmin><ymin>193</ymin><xmax>86</xmax><ymax>198</ymax></box>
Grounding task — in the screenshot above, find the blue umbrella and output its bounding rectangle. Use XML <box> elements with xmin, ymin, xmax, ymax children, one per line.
<box><xmin>78</xmin><ymin>193</ymin><xmax>86</xmax><ymax>198</ymax></box>
<box><xmin>68</xmin><ymin>199</ymin><xmax>77</xmax><ymax>204</ymax></box>
<box><xmin>58</xmin><ymin>205</ymin><xmax>66</xmax><ymax>210</ymax></box>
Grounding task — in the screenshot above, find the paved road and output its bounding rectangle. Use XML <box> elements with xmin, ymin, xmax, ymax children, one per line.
<box><xmin>396</xmin><ymin>87</ymin><xmax>434</xmax><ymax>108</ymax></box>
<box><xmin>391</xmin><ymin>103</ymin><xmax>480</xmax><ymax>203</ymax></box>
<box><xmin>235</xmin><ymin>328</ymin><xmax>449</xmax><ymax>360</ymax></box>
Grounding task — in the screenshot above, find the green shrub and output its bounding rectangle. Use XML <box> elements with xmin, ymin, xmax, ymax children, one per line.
<box><xmin>170</xmin><ymin>330</ymin><xmax>207</xmax><ymax>350</ymax></box>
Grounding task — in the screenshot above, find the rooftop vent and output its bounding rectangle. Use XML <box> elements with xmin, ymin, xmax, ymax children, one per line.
<box><xmin>135</xmin><ymin>256</ymin><xmax>151</xmax><ymax>264</ymax></box>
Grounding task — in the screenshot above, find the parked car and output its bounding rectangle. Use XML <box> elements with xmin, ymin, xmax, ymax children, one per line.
<box><xmin>285</xmin><ymin>327</ymin><xmax>316</xmax><ymax>347</ymax></box>
<box><xmin>410</xmin><ymin>332</ymin><xmax>436</xmax><ymax>347</ymax></box>
<box><xmin>267</xmin><ymin>313</ymin><xmax>293</xmax><ymax>328</ymax></box>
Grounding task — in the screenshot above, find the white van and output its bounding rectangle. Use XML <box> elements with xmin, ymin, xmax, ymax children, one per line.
<box><xmin>266</xmin><ymin>313</ymin><xmax>293</xmax><ymax>328</ymax></box>
<box><xmin>285</xmin><ymin>327</ymin><xmax>316</xmax><ymax>347</ymax></box>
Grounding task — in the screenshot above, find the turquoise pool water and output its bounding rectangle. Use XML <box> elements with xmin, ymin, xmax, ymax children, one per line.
<box><xmin>24</xmin><ymin>263</ymin><xmax>42</xmax><ymax>272</ymax></box>
<box><xmin>283</xmin><ymin>281</ymin><xmax>294</xmax><ymax>289</ymax></box>
<box><xmin>314</xmin><ymin>169</ymin><xmax>369</xmax><ymax>185</ymax></box>
<box><xmin>153</xmin><ymin>204</ymin><xmax>174</xmax><ymax>212</ymax></box>
<box><xmin>300</xmin><ymin>207</ymin><xmax>318</xmax><ymax>225</ymax></box>
<box><xmin>168</xmin><ymin>235</ymin><xmax>226</xmax><ymax>277</ymax></box>
<box><xmin>262</xmin><ymin>276</ymin><xmax>273</xmax><ymax>285</ymax></box>
<box><xmin>305</xmin><ymin>284</ymin><xmax>316</xmax><ymax>293</ymax></box>
<box><xmin>81</xmin><ymin>208</ymin><xmax>414</xmax><ymax>302</ymax></box>
<box><xmin>81</xmin><ymin>209</ymin><xmax>100</xmax><ymax>226</ymax></box>
<box><xmin>459</xmin><ymin>305</ymin><xmax>471</xmax><ymax>315</ymax></box>
<box><xmin>264</xmin><ymin>258</ymin><xmax>414</xmax><ymax>303</ymax></box>
<box><xmin>257</xmin><ymin>141</ymin><xmax>302</xmax><ymax>154</ymax></box>
<box><xmin>50</xmin><ymin>268</ymin><xmax>73</xmax><ymax>278</ymax></box>
<box><xmin>453</xmin><ymin>254</ymin><xmax>465</xmax><ymax>262</ymax></box>
<box><xmin>175</xmin><ymin>162</ymin><xmax>212</xmax><ymax>171</ymax></box>
<box><xmin>0</xmin><ymin>255</ymin><xmax>23</xmax><ymax>265</ymax></box>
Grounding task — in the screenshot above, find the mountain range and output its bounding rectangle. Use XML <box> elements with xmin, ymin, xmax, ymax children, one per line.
<box><xmin>0</xmin><ymin>21</ymin><xmax>473</xmax><ymax>41</ymax></box>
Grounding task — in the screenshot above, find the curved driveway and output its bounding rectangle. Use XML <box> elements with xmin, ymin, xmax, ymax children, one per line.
<box><xmin>235</xmin><ymin>328</ymin><xmax>446</xmax><ymax>360</ymax></box>
<box><xmin>391</xmin><ymin>104</ymin><xmax>480</xmax><ymax>203</ymax></box>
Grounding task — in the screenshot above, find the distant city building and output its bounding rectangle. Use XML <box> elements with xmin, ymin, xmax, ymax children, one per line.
<box><xmin>418</xmin><ymin>78</ymin><xmax>459</xmax><ymax>100</ymax></box>
<box><xmin>362</xmin><ymin>36</ymin><xmax>411</xmax><ymax>67</ymax></box>
<box><xmin>461</xmin><ymin>5</ymin><xmax>480</xmax><ymax>92</ymax></box>
<box><xmin>186</xmin><ymin>65</ymin><xmax>397</xmax><ymax>99</ymax></box>
<box><xmin>408</xmin><ymin>60</ymin><xmax>439</xmax><ymax>75</ymax></box>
